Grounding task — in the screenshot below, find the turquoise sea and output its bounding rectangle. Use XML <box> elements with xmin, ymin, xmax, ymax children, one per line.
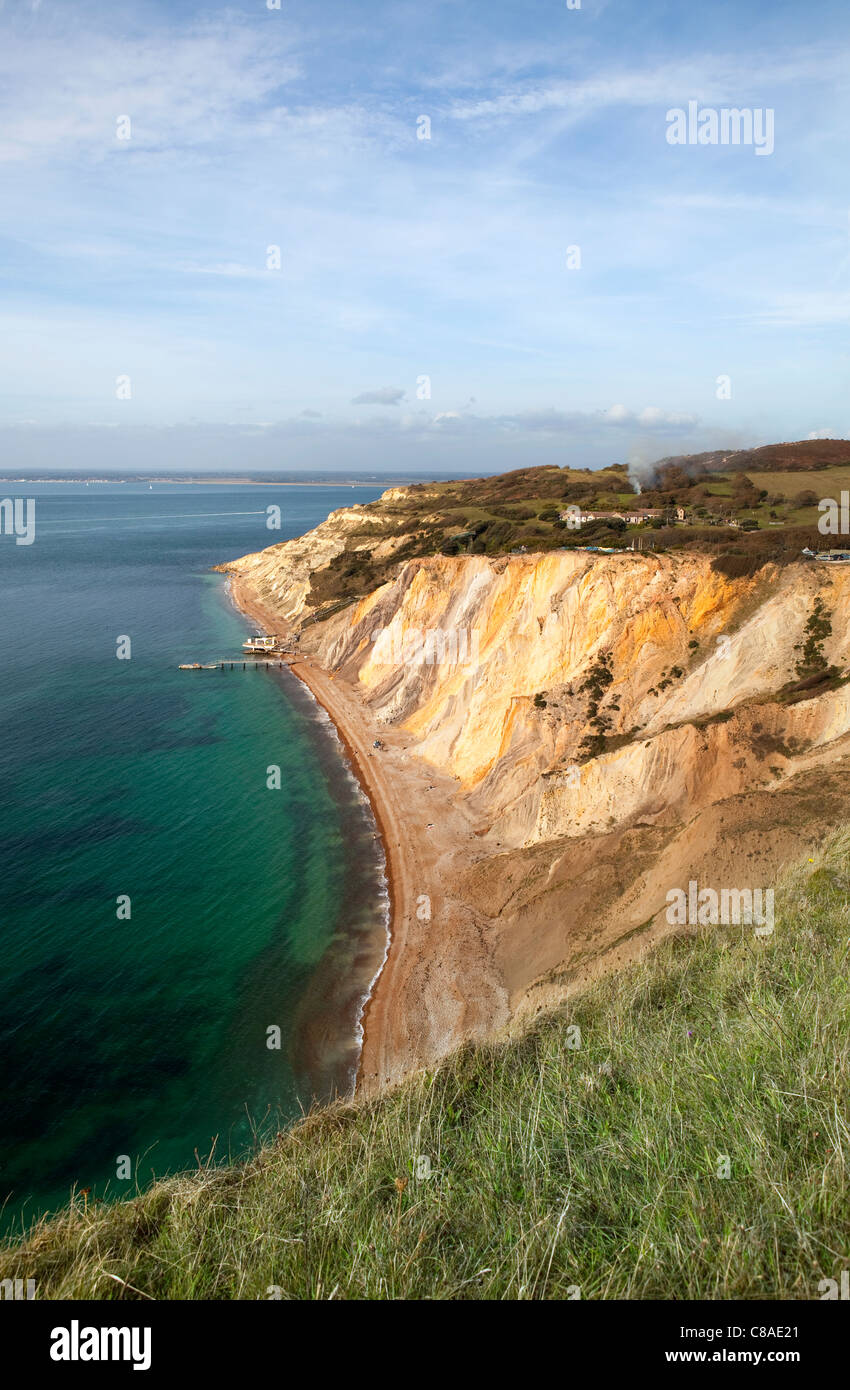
<box><xmin>0</xmin><ymin>482</ymin><xmax>388</xmax><ymax>1233</ymax></box>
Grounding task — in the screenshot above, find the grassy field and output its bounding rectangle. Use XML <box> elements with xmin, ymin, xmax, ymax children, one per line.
<box><xmin>2</xmin><ymin>834</ymin><xmax>848</xmax><ymax>1301</ymax></box>
<box><xmin>746</xmin><ymin>465</ymin><xmax>850</xmax><ymax>497</ymax></box>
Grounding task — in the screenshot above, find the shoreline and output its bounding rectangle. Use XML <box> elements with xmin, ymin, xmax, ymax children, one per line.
<box><xmin>283</xmin><ymin>665</ymin><xmax>396</xmax><ymax>1094</ymax></box>
<box><xmin>228</xmin><ymin>574</ymin><xmax>403</xmax><ymax>1095</ymax></box>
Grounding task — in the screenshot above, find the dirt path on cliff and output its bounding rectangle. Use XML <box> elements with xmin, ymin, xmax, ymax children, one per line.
<box><xmin>229</xmin><ymin>576</ymin><xmax>509</xmax><ymax>1095</ymax></box>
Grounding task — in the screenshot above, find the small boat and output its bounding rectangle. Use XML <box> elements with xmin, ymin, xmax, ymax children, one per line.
<box><xmin>178</xmin><ymin>663</ymin><xmax>202</xmax><ymax>670</ymax></box>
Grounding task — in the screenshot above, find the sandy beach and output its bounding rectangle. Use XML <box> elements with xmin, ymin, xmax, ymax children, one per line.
<box><xmin>229</xmin><ymin>575</ymin><xmax>505</xmax><ymax>1096</ymax></box>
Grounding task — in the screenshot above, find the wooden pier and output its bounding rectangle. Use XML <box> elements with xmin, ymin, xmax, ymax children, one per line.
<box><xmin>178</xmin><ymin>654</ymin><xmax>298</xmax><ymax>671</ymax></box>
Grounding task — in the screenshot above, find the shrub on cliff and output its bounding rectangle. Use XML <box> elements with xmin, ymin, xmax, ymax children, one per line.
<box><xmin>710</xmin><ymin>551</ymin><xmax>771</xmax><ymax>579</ymax></box>
<box><xmin>795</xmin><ymin>597</ymin><xmax>833</xmax><ymax>678</ymax></box>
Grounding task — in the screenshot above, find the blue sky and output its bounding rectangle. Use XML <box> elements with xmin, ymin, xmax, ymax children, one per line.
<box><xmin>1</xmin><ymin>0</ymin><xmax>849</xmax><ymax>474</ymax></box>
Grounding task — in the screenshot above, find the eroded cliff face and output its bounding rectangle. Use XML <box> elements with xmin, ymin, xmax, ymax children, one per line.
<box><xmin>225</xmin><ymin>531</ymin><xmax>850</xmax><ymax>850</ymax></box>
<box><xmin>222</xmin><ymin>501</ymin><xmax>413</xmax><ymax>625</ymax></box>
<box><xmin>223</xmin><ymin>512</ymin><xmax>850</xmax><ymax>1073</ymax></box>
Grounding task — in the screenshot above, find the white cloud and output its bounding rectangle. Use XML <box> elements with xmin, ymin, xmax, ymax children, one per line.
<box><xmin>344</xmin><ymin>405</ymin><xmax>701</xmax><ymax>438</ymax></box>
<box><xmin>351</xmin><ymin>387</ymin><xmax>406</xmax><ymax>405</ymax></box>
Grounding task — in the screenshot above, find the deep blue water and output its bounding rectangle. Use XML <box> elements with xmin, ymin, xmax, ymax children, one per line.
<box><xmin>0</xmin><ymin>482</ymin><xmax>387</xmax><ymax>1233</ymax></box>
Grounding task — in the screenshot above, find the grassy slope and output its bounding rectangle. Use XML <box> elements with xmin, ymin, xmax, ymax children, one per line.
<box><xmin>3</xmin><ymin>835</ymin><xmax>848</xmax><ymax>1301</ymax></box>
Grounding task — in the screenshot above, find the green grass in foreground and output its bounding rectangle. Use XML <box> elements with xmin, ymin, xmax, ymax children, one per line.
<box><xmin>3</xmin><ymin>835</ymin><xmax>849</xmax><ymax>1300</ymax></box>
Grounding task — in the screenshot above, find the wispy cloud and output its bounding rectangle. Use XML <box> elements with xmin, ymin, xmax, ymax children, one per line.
<box><xmin>0</xmin><ymin>16</ymin><xmax>300</xmax><ymax>164</ymax></box>
<box><xmin>0</xmin><ymin>0</ymin><xmax>848</xmax><ymax>469</ymax></box>
<box><xmin>446</xmin><ymin>48</ymin><xmax>850</xmax><ymax>123</ymax></box>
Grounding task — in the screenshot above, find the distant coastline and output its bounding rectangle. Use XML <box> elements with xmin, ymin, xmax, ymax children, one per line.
<box><xmin>0</xmin><ymin>471</ymin><xmax>476</xmax><ymax>486</ymax></box>
<box><xmin>0</xmin><ymin>477</ymin><xmax>394</xmax><ymax>488</ymax></box>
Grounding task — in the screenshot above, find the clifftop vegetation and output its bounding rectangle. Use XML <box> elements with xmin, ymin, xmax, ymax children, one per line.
<box><xmin>304</xmin><ymin>442</ymin><xmax>850</xmax><ymax>614</ymax></box>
